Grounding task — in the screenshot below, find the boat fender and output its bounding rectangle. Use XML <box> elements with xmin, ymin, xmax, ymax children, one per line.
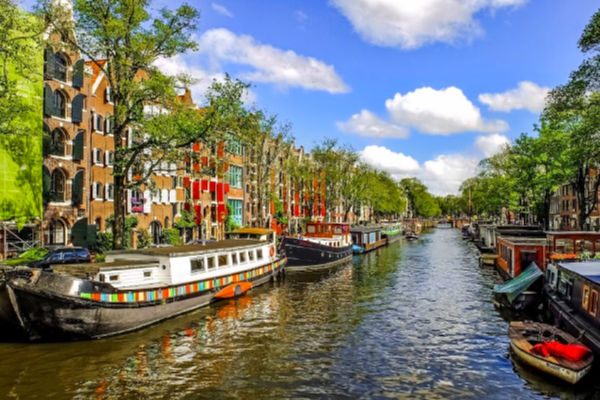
<box><xmin>270</xmin><ymin>245</ymin><xmax>275</xmax><ymax>257</ymax></box>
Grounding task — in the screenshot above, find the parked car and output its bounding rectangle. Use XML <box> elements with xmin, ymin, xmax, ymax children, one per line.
<box><xmin>28</xmin><ymin>247</ymin><xmax>91</xmax><ymax>269</ymax></box>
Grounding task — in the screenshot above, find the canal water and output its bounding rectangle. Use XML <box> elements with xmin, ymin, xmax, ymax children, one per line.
<box><xmin>0</xmin><ymin>228</ymin><xmax>598</xmax><ymax>399</ymax></box>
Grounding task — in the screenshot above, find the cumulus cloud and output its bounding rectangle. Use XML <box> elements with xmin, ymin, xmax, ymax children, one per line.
<box><xmin>337</xmin><ymin>110</ymin><xmax>409</xmax><ymax>138</ymax></box>
<box><xmin>478</xmin><ymin>81</ymin><xmax>550</xmax><ymax>113</ymax></box>
<box><xmin>385</xmin><ymin>86</ymin><xmax>508</xmax><ymax>135</ymax></box>
<box><xmin>154</xmin><ymin>55</ymin><xmax>257</xmax><ymax>105</ymax></box>
<box><xmin>197</xmin><ymin>28</ymin><xmax>350</xmax><ymax>93</ymax></box>
<box><xmin>331</xmin><ymin>0</ymin><xmax>526</xmax><ymax>49</ymax></box>
<box><xmin>358</xmin><ymin>144</ymin><xmax>485</xmax><ymax>196</ymax></box>
<box><xmin>359</xmin><ymin>145</ymin><xmax>420</xmax><ymax>176</ymax></box>
<box><xmin>475</xmin><ymin>133</ymin><xmax>510</xmax><ymax>157</ymax></box>
<box><xmin>211</xmin><ymin>3</ymin><xmax>233</xmax><ymax>18</ymax></box>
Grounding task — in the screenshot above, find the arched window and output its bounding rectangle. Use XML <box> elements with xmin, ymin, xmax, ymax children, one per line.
<box><xmin>164</xmin><ymin>217</ymin><xmax>170</xmax><ymax>229</ymax></box>
<box><xmin>50</xmin><ymin>128</ymin><xmax>66</xmax><ymax>156</ymax></box>
<box><xmin>95</xmin><ymin>217</ymin><xmax>102</xmax><ymax>231</ymax></box>
<box><xmin>45</xmin><ymin>219</ymin><xmax>67</xmax><ymax>245</ymax></box>
<box><xmin>54</xmin><ymin>53</ymin><xmax>67</xmax><ymax>81</ymax></box>
<box><xmin>150</xmin><ymin>221</ymin><xmax>162</xmax><ymax>244</ymax></box>
<box><xmin>54</xmin><ymin>90</ymin><xmax>66</xmax><ymax>118</ymax></box>
<box><xmin>50</xmin><ymin>168</ymin><xmax>66</xmax><ymax>202</ymax></box>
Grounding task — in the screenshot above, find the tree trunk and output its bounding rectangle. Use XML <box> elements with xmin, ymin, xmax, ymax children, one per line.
<box><xmin>113</xmin><ymin>173</ymin><xmax>125</xmax><ymax>249</ymax></box>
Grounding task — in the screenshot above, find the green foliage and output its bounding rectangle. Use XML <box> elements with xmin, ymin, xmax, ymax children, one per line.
<box><xmin>162</xmin><ymin>228</ymin><xmax>181</xmax><ymax>246</ymax></box>
<box><xmin>2</xmin><ymin>247</ymin><xmax>48</xmax><ymax>266</ymax></box>
<box><xmin>136</xmin><ymin>229</ymin><xmax>151</xmax><ymax>249</ymax></box>
<box><xmin>225</xmin><ymin>203</ymin><xmax>240</xmax><ymax>232</ymax></box>
<box><xmin>95</xmin><ymin>232</ymin><xmax>113</xmax><ymax>254</ymax></box>
<box><xmin>174</xmin><ymin>209</ymin><xmax>197</xmax><ymax>229</ymax></box>
<box><xmin>273</xmin><ymin>198</ymin><xmax>287</xmax><ymax>225</ymax></box>
<box><xmin>94</xmin><ymin>253</ymin><xmax>106</xmax><ymax>263</ymax></box>
<box><xmin>401</xmin><ymin>178</ymin><xmax>440</xmax><ymax>218</ymax></box>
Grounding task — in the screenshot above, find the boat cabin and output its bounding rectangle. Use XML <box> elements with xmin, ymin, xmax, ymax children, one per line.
<box><xmin>350</xmin><ymin>226</ymin><xmax>386</xmax><ymax>252</ymax></box>
<box><xmin>496</xmin><ymin>236</ymin><xmax>548</xmax><ymax>279</ymax></box>
<box><xmin>548</xmin><ymin>261</ymin><xmax>600</xmax><ymax>330</ymax></box>
<box><xmin>226</xmin><ymin>228</ymin><xmax>276</xmax><ymax>243</ymax></box>
<box><xmin>546</xmin><ymin>232</ymin><xmax>600</xmax><ymax>261</ymax></box>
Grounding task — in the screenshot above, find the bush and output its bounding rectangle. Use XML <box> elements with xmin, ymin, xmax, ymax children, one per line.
<box><xmin>163</xmin><ymin>228</ymin><xmax>181</xmax><ymax>246</ymax></box>
<box><xmin>136</xmin><ymin>229</ymin><xmax>151</xmax><ymax>249</ymax></box>
<box><xmin>95</xmin><ymin>253</ymin><xmax>106</xmax><ymax>263</ymax></box>
<box><xmin>95</xmin><ymin>232</ymin><xmax>113</xmax><ymax>254</ymax></box>
<box><xmin>2</xmin><ymin>247</ymin><xmax>48</xmax><ymax>266</ymax></box>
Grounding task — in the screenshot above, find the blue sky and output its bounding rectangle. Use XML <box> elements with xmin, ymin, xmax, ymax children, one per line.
<box><xmin>33</xmin><ymin>0</ymin><xmax>600</xmax><ymax>195</ymax></box>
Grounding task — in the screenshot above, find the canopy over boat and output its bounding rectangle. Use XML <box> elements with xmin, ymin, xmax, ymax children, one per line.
<box><xmin>493</xmin><ymin>262</ymin><xmax>543</xmax><ymax>303</ymax></box>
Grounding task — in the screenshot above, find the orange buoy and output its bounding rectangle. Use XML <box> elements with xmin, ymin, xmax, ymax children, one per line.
<box><xmin>214</xmin><ymin>281</ymin><xmax>253</xmax><ymax>299</ymax></box>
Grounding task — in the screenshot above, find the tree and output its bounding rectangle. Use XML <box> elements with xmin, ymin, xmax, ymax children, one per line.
<box><xmin>42</xmin><ymin>0</ymin><xmax>252</xmax><ymax>248</ymax></box>
<box><xmin>400</xmin><ymin>178</ymin><xmax>440</xmax><ymax>218</ymax></box>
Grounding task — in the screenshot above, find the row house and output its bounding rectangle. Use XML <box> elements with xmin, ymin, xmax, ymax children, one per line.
<box><xmin>42</xmin><ymin>29</ymin><xmax>93</xmax><ymax>247</ymax></box>
<box><xmin>551</xmin><ymin>180</ymin><xmax>600</xmax><ymax>231</ymax></box>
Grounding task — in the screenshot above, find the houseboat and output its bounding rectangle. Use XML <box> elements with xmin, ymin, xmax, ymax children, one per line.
<box><xmin>6</xmin><ymin>238</ymin><xmax>286</xmax><ymax>340</ymax></box>
<box><xmin>351</xmin><ymin>226</ymin><xmax>386</xmax><ymax>254</ymax></box>
<box><xmin>381</xmin><ymin>223</ymin><xmax>403</xmax><ymax>244</ymax></box>
<box><xmin>496</xmin><ymin>235</ymin><xmax>548</xmax><ymax>280</ymax></box>
<box><xmin>283</xmin><ymin>222</ymin><xmax>352</xmax><ymax>271</ymax></box>
<box><xmin>546</xmin><ymin>231</ymin><xmax>600</xmax><ymax>259</ymax></box>
<box><xmin>545</xmin><ymin>260</ymin><xmax>600</xmax><ymax>356</ymax></box>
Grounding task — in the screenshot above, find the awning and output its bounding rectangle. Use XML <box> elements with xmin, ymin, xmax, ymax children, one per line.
<box><xmin>493</xmin><ymin>262</ymin><xmax>543</xmax><ymax>303</ymax></box>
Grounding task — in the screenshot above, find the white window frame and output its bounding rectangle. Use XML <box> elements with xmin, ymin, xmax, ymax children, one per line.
<box><xmin>93</xmin><ymin>182</ymin><xmax>103</xmax><ymax>200</ymax></box>
<box><xmin>93</xmin><ymin>148</ymin><xmax>103</xmax><ymax>165</ymax></box>
<box><xmin>93</xmin><ymin>114</ymin><xmax>103</xmax><ymax>133</ymax></box>
<box><xmin>105</xmin><ymin>150</ymin><xmax>113</xmax><ymax>167</ymax></box>
<box><xmin>105</xmin><ymin>183</ymin><xmax>114</xmax><ymax>201</ymax></box>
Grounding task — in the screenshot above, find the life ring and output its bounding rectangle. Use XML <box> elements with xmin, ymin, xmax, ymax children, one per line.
<box><xmin>270</xmin><ymin>245</ymin><xmax>275</xmax><ymax>257</ymax></box>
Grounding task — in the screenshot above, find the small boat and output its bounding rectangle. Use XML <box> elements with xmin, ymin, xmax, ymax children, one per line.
<box><xmin>381</xmin><ymin>224</ymin><xmax>403</xmax><ymax>244</ymax></box>
<box><xmin>509</xmin><ymin>321</ymin><xmax>593</xmax><ymax>384</ymax></box>
<box><xmin>283</xmin><ymin>223</ymin><xmax>353</xmax><ymax>271</ymax></box>
<box><xmin>405</xmin><ymin>232</ymin><xmax>419</xmax><ymax>241</ymax></box>
<box><xmin>350</xmin><ymin>226</ymin><xmax>386</xmax><ymax>254</ymax></box>
<box><xmin>7</xmin><ymin>232</ymin><xmax>286</xmax><ymax>340</ymax></box>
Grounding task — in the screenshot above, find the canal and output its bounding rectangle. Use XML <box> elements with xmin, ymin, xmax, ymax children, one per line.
<box><xmin>0</xmin><ymin>228</ymin><xmax>597</xmax><ymax>399</ymax></box>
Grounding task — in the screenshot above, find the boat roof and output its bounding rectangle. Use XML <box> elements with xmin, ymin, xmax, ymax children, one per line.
<box><xmin>350</xmin><ymin>226</ymin><xmax>381</xmax><ymax>233</ymax></box>
<box><xmin>546</xmin><ymin>231</ymin><xmax>600</xmax><ymax>237</ymax></box>
<box><xmin>229</xmin><ymin>228</ymin><xmax>273</xmax><ymax>235</ymax></box>
<box><xmin>558</xmin><ymin>261</ymin><xmax>600</xmax><ymax>284</ymax></box>
<box><xmin>108</xmin><ymin>239</ymin><xmax>265</xmax><ymax>257</ymax></box>
<box><xmin>497</xmin><ymin>236</ymin><xmax>547</xmax><ymax>245</ymax></box>
<box><xmin>53</xmin><ymin>261</ymin><xmax>159</xmax><ymax>277</ymax></box>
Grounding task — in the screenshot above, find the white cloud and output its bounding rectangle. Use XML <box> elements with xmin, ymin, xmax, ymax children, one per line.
<box><xmin>211</xmin><ymin>3</ymin><xmax>233</xmax><ymax>18</ymax></box>
<box><xmin>385</xmin><ymin>86</ymin><xmax>508</xmax><ymax>135</ymax></box>
<box><xmin>197</xmin><ymin>28</ymin><xmax>350</xmax><ymax>93</ymax></box>
<box><xmin>359</xmin><ymin>145</ymin><xmax>420</xmax><ymax>176</ymax></box>
<box><xmin>331</xmin><ymin>0</ymin><xmax>526</xmax><ymax>49</ymax></box>
<box><xmin>475</xmin><ymin>133</ymin><xmax>510</xmax><ymax>157</ymax></box>
<box><xmin>154</xmin><ymin>55</ymin><xmax>257</xmax><ymax>106</ymax></box>
<box><xmin>337</xmin><ymin>110</ymin><xmax>409</xmax><ymax>138</ymax></box>
<box><xmin>421</xmin><ymin>154</ymin><xmax>479</xmax><ymax>195</ymax></box>
<box><xmin>478</xmin><ymin>81</ymin><xmax>549</xmax><ymax>113</ymax></box>
<box><xmin>295</xmin><ymin>10</ymin><xmax>308</xmax><ymax>23</ymax></box>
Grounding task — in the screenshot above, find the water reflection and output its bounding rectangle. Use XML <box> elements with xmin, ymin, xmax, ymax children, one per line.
<box><xmin>1</xmin><ymin>229</ymin><xmax>600</xmax><ymax>399</ymax></box>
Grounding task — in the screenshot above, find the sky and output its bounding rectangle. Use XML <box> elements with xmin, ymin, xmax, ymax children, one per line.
<box><xmin>31</xmin><ymin>0</ymin><xmax>600</xmax><ymax>196</ymax></box>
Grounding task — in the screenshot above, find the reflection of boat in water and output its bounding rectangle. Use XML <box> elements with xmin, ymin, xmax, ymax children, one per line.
<box><xmin>405</xmin><ymin>232</ymin><xmax>419</xmax><ymax>241</ymax></box>
<box><xmin>7</xmin><ymin>231</ymin><xmax>285</xmax><ymax>340</ymax></box>
<box><xmin>509</xmin><ymin>321</ymin><xmax>593</xmax><ymax>384</ymax></box>
<box><xmin>284</xmin><ymin>223</ymin><xmax>352</xmax><ymax>271</ymax></box>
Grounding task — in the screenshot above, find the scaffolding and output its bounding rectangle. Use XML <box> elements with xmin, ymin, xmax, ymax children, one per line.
<box><xmin>0</xmin><ymin>221</ymin><xmax>41</xmax><ymax>261</ymax></box>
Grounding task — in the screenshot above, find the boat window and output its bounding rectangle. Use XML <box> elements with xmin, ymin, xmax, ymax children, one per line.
<box><xmin>582</xmin><ymin>285</ymin><xmax>590</xmax><ymax>310</ymax></box>
<box><xmin>109</xmin><ymin>274</ymin><xmax>119</xmax><ymax>281</ymax></box>
<box><xmin>257</xmin><ymin>249</ymin><xmax>263</xmax><ymax>260</ymax></box>
<box><xmin>143</xmin><ymin>270</ymin><xmax>152</xmax><ymax>278</ymax></box>
<box><xmin>307</xmin><ymin>225</ymin><xmax>316</xmax><ymax>234</ymax></box>
<box><xmin>590</xmin><ymin>290</ymin><xmax>599</xmax><ymax>317</ymax></box>
<box><xmin>248</xmin><ymin>251</ymin><xmax>255</xmax><ymax>261</ymax></box>
<box><xmin>99</xmin><ymin>273</ymin><xmax>105</xmax><ymax>282</ymax></box>
<box><xmin>232</xmin><ymin>253</ymin><xmax>238</xmax><ymax>264</ymax></box>
<box><xmin>334</xmin><ymin>227</ymin><xmax>342</xmax><ymax>234</ymax></box>
<box><xmin>218</xmin><ymin>255</ymin><xmax>228</xmax><ymax>267</ymax></box>
<box><xmin>239</xmin><ymin>252</ymin><xmax>246</xmax><ymax>263</ymax></box>
<box><xmin>191</xmin><ymin>258</ymin><xmax>204</xmax><ymax>272</ymax></box>
<box><xmin>555</xmin><ymin>239</ymin><xmax>574</xmax><ymax>254</ymax></box>
<box><xmin>207</xmin><ymin>257</ymin><xmax>215</xmax><ymax>270</ymax></box>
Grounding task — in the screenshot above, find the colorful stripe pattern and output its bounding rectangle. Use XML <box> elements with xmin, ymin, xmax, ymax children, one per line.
<box><xmin>79</xmin><ymin>259</ymin><xmax>285</xmax><ymax>303</ymax></box>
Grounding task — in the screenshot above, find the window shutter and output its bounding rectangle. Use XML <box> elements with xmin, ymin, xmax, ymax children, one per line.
<box><xmin>44</xmin><ymin>84</ymin><xmax>54</xmax><ymax>116</ymax></box>
<box><xmin>72</xmin><ymin>59</ymin><xmax>84</xmax><ymax>88</ymax></box>
<box><xmin>71</xmin><ymin>218</ymin><xmax>88</xmax><ymax>247</ymax></box>
<box><xmin>44</xmin><ymin>48</ymin><xmax>55</xmax><ymax>79</ymax></box>
<box><xmin>72</xmin><ymin>129</ymin><xmax>84</xmax><ymax>160</ymax></box>
<box><xmin>42</xmin><ymin>167</ymin><xmax>51</xmax><ymax>205</ymax></box>
<box><xmin>72</xmin><ymin>170</ymin><xmax>84</xmax><ymax>205</ymax></box>
<box><xmin>71</xmin><ymin>94</ymin><xmax>84</xmax><ymax>123</ymax></box>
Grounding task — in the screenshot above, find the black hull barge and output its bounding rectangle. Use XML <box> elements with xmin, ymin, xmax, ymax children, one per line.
<box><xmin>284</xmin><ymin>222</ymin><xmax>353</xmax><ymax>271</ymax></box>
<box><xmin>8</xmin><ymin>237</ymin><xmax>285</xmax><ymax>341</ymax></box>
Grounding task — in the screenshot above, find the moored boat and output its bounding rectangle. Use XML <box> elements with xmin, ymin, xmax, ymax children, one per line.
<box><xmin>7</xmin><ymin>237</ymin><xmax>286</xmax><ymax>341</ymax></box>
<box><xmin>381</xmin><ymin>224</ymin><xmax>403</xmax><ymax>244</ymax></box>
<box><xmin>509</xmin><ymin>321</ymin><xmax>593</xmax><ymax>384</ymax></box>
<box><xmin>351</xmin><ymin>226</ymin><xmax>386</xmax><ymax>254</ymax></box>
<box><xmin>405</xmin><ymin>232</ymin><xmax>419</xmax><ymax>241</ymax></box>
<box><xmin>283</xmin><ymin>222</ymin><xmax>352</xmax><ymax>271</ymax></box>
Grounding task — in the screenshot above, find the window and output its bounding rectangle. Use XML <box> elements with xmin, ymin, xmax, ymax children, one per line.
<box><xmin>143</xmin><ymin>271</ymin><xmax>152</xmax><ymax>278</ymax></box>
<box><xmin>93</xmin><ymin>182</ymin><xmax>103</xmax><ymax>200</ymax></box>
<box><xmin>227</xmin><ymin>199</ymin><xmax>243</xmax><ymax>226</ymax></box>
<box><xmin>248</xmin><ymin>251</ymin><xmax>255</xmax><ymax>261</ymax></box>
<box><xmin>93</xmin><ymin>114</ymin><xmax>103</xmax><ymax>132</ymax></box>
<box><xmin>232</xmin><ymin>253</ymin><xmax>238</xmax><ymax>264</ymax></box>
<box><xmin>257</xmin><ymin>249</ymin><xmax>263</xmax><ymax>260</ymax></box>
<box><xmin>582</xmin><ymin>285</ymin><xmax>590</xmax><ymax>310</ymax></box>
<box><xmin>93</xmin><ymin>148</ymin><xmax>103</xmax><ymax>165</ymax></box>
<box><xmin>49</xmin><ymin>129</ymin><xmax>66</xmax><ymax>156</ymax></box>
<box><xmin>191</xmin><ymin>258</ymin><xmax>204</xmax><ymax>272</ymax></box>
<box><xmin>54</xmin><ymin>53</ymin><xmax>67</xmax><ymax>81</ymax></box>
<box><xmin>590</xmin><ymin>290</ymin><xmax>599</xmax><ymax>317</ymax></box>
<box><xmin>207</xmin><ymin>257</ymin><xmax>215</xmax><ymax>270</ymax></box>
<box><xmin>109</xmin><ymin>274</ymin><xmax>119</xmax><ymax>282</ymax></box>
<box><xmin>54</xmin><ymin>90</ymin><xmax>66</xmax><ymax>118</ymax></box>
<box><xmin>226</xmin><ymin>133</ymin><xmax>243</xmax><ymax>155</ymax></box>
<box><xmin>105</xmin><ymin>115</ymin><xmax>112</xmax><ymax>134</ymax></box>
<box><xmin>50</xmin><ymin>169</ymin><xmax>66</xmax><ymax>202</ymax></box>
<box><xmin>106</xmin><ymin>184</ymin><xmax>114</xmax><ymax>201</ymax></box>
<box><xmin>239</xmin><ymin>252</ymin><xmax>246</xmax><ymax>263</ymax></box>
<box><xmin>228</xmin><ymin>165</ymin><xmax>243</xmax><ymax>188</ymax></box>
<box><xmin>105</xmin><ymin>151</ymin><xmax>113</xmax><ymax>167</ymax></box>
<box><xmin>218</xmin><ymin>255</ymin><xmax>228</xmax><ymax>267</ymax></box>
<box><xmin>105</xmin><ymin>87</ymin><xmax>113</xmax><ymax>103</ymax></box>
